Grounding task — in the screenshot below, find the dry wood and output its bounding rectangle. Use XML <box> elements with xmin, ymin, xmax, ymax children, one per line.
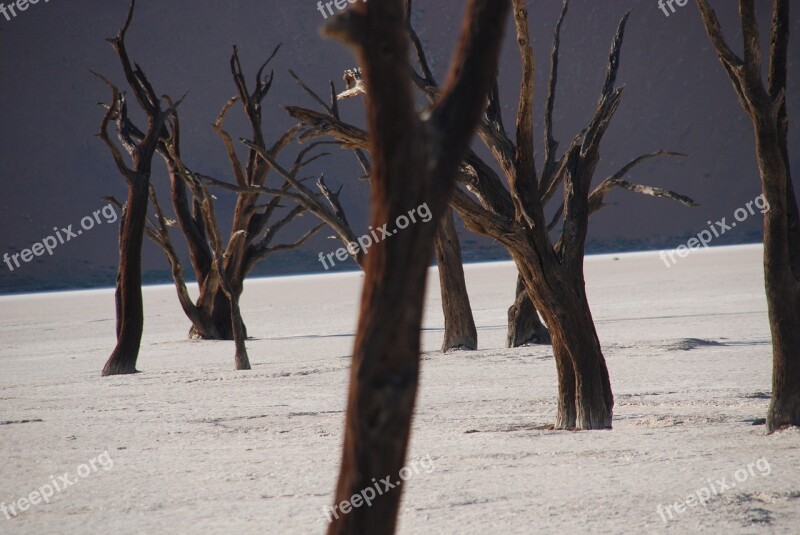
<box><xmin>321</xmin><ymin>1</ymin><xmax>510</xmax><ymax>532</ymax></box>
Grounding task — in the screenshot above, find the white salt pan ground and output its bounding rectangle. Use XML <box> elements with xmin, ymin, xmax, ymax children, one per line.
<box><xmin>1</xmin><ymin>244</ymin><xmax>798</xmax><ymax>533</ymax></box>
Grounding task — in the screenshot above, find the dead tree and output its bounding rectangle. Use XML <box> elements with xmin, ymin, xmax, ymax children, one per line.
<box><xmin>95</xmin><ymin>4</ymin><xmax>335</xmax><ymax>370</ymax></box>
<box><xmin>101</xmin><ymin>36</ymin><xmax>359</xmax><ymax>350</ymax></box>
<box><xmin>407</xmin><ymin>0</ymin><xmax>696</xmax><ymax>347</ymax></box>
<box><xmin>697</xmin><ymin>0</ymin><xmax>799</xmax><ymax>432</ymax></box>
<box><xmin>161</xmin><ymin>136</ymin><xmax>256</xmax><ymax>370</ymax></box>
<box><xmin>95</xmin><ymin>2</ymin><xmax>179</xmax><ymax>376</ymax></box>
<box><xmin>294</xmin><ymin>69</ymin><xmax>478</xmax><ymax>352</ymax></box>
<box><xmin>291</xmin><ymin>1</ymin><xmax>696</xmax><ymax>429</ymax></box>
<box><xmin>321</xmin><ymin>0</ymin><xmax>510</xmax><ymax>532</ymax></box>
<box><xmin>457</xmin><ymin>0</ymin><xmax>627</xmax><ymax>429</ymax></box>
<box><xmin>179</xmin><ymin>48</ymin><xmax>330</xmax><ymax>341</ymax></box>
<box><xmin>451</xmin><ymin>0</ymin><xmax>695</xmax><ymax>429</ymax></box>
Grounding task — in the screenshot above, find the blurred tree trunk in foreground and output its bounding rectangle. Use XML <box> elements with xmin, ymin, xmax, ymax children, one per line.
<box><xmin>323</xmin><ymin>0</ymin><xmax>510</xmax><ymax>533</ymax></box>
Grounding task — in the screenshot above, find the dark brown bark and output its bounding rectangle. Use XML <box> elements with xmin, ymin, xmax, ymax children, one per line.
<box><xmin>210</xmin><ymin>220</ymin><xmax>251</xmax><ymax>371</ymax></box>
<box><xmin>434</xmin><ymin>208</ymin><xmax>478</xmax><ymax>351</ymax></box>
<box><xmin>166</xmin><ymin>155</ymin><xmax>218</xmax><ymax>340</ymax></box>
<box><xmin>506</xmin><ymin>231</ymin><xmax>612</xmax><ymax>429</ymax></box>
<box><xmin>186</xmin><ymin>50</ymin><xmax>303</xmax><ymax>342</ymax></box>
<box><xmin>757</xmin><ymin>114</ymin><xmax>800</xmax><ymax>432</ymax></box>
<box><xmin>465</xmin><ymin>1</ymin><xmax>691</xmax><ymax>427</ymax></box>
<box><xmin>697</xmin><ymin>0</ymin><xmax>799</xmax><ymax>432</ymax></box>
<box><xmin>506</xmin><ymin>274</ymin><xmax>550</xmax><ymax>347</ymax></box>
<box><xmin>103</xmin><ymin>181</ymin><xmax>148</xmax><ymax>376</ymax></box>
<box><xmin>322</xmin><ymin>0</ymin><xmax>510</xmax><ymax>533</ymax></box>
<box><xmin>195</xmin><ymin>289</ymin><xmax>239</xmax><ymax>341</ymax></box>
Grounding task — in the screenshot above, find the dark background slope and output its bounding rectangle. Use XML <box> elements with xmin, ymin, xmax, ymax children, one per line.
<box><xmin>0</xmin><ymin>0</ymin><xmax>797</xmax><ymax>293</ymax></box>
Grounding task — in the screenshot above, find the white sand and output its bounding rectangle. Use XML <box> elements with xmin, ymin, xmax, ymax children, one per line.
<box><xmin>1</xmin><ymin>243</ymin><xmax>798</xmax><ymax>534</ymax></box>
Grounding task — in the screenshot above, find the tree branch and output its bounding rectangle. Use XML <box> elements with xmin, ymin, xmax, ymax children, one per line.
<box><xmin>548</xmin><ymin>151</ymin><xmax>696</xmax><ymax>230</ymax></box>
<box><xmin>542</xmin><ymin>0</ymin><xmax>569</xmax><ymax>183</ymax></box>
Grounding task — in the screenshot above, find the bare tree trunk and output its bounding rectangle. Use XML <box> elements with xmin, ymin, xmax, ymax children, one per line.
<box><xmin>231</xmin><ymin>298</ymin><xmax>250</xmax><ymax>370</ymax></box>
<box><xmin>197</xmin><ymin>288</ymin><xmax>242</xmax><ymax>341</ymax></box>
<box><xmin>103</xmin><ymin>181</ymin><xmax>148</xmax><ymax>376</ymax></box>
<box><xmin>186</xmin><ymin>276</ymin><xmax>222</xmax><ymax>340</ymax></box>
<box><xmin>187</xmin><ymin>310</ymin><xmax>221</xmax><ymax>340</ymax></box>
<box><xmin>696</xmin><ymin>0</ymin><xmax>799</xmax><ymax>432</ymax></box>
<box><xmin>511</xmin><ymin>241</ymin><xmax>612</xmax><ymax>429</ymax></box>
<box><xmin>434</xmin><ymin>208</ymin><xmax>478</xmax><ymax>351</ymax></box>
<box><xmin>506</xmin><ymin>274</ymin><xmax>550</xmax><ymax>347</ymax></box>
<box><xmin>758</xmin><ymin>116</ymin><xmax>800</xmax><ymax>431</ymax></box>
<box><xmin>166</xmin><ymin>162</ymin><xmax>221</xmax><ymax>341</ymax></box>
<box><xmin>214</xmin><ymin>258</ymin><xmax>251</xmax><ymax>371</ymax></box>
<box><xmin>323</xmin><ymin>1</ymin><xmax>510</xmax><ymax>533</ymax></box>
